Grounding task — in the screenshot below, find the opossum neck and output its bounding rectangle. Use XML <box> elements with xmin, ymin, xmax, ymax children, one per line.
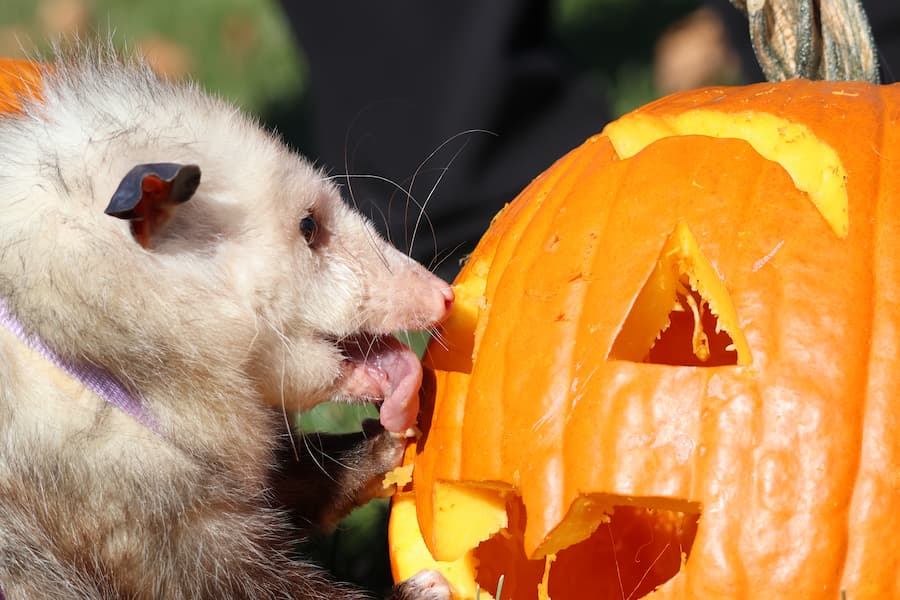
<box><xmin>0</xmin><ymin>298</ymin><xmax>160</xmax><ymax>432</ymax></box>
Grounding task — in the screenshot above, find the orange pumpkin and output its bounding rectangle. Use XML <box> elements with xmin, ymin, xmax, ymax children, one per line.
<box><xmin>388</xmin><ymin>79</ymin><xmax>900</xmax><ymax>599</ymax></box>
<box><xmin>0</xmin><ymin>59</ymin><xmax>44</xmax><ymax>113</ymax></box>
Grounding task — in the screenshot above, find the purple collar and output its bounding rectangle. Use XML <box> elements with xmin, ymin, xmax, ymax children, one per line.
<box><xmin>0</xmin><ymin>299</ymin><xmax>159</xmax><ymax>431</ymax></box>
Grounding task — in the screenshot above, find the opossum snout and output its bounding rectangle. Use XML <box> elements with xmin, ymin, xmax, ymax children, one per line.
<box><xmin>361</xmin><ymin>256</ymin><xmax>454</xmax><ymax>335</ymax></box>
<box><xmin>379</xmin><ymin>265</ymin><xmax>454</xmax><ymax>333</ymax></box>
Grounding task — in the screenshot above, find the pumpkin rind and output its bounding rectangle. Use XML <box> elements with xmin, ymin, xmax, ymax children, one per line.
<box><xmin>391</xmin><ymin>80</ymin><xmax>900</xmax><ymax>599</ymax></box>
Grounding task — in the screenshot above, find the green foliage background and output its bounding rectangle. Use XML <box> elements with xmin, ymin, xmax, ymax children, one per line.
<box><xmin>0</xmin><ymin>0</ymin><xmax>712</xmax><ymax>594</ymax></box>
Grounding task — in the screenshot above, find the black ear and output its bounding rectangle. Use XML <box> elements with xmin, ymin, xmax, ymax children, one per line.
<box><xmin>105</xmin><ymin>163</ymin><xmax>201</xmax><ymax>218</ymax></box>
<box><xmin>104</xmin><ymin>163</ymin><xmax>201</xmax><ymax>249</ymax></box>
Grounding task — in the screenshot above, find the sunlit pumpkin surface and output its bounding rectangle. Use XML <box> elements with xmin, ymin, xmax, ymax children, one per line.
<box><xmin>389</xmin><ymin>80</ymin><xmax>900</xmax><ymax>599</ymax></box>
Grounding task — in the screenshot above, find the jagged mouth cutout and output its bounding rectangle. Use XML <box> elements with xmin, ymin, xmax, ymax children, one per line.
<box><xmin>472</xmin><ymin>498</ymin><xmax>701</xmax><ymax>600</ymax></box>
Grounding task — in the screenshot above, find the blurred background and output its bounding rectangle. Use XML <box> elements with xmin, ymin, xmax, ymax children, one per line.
<box><xmin>0</xmin><ymin>0</ymin><xmax>892</xmax><ymax>595</ymax></box>
<box><xmin>0</xmin><ymin>0</ymin><xmax>746</xmax><ymax>144</ymax></box>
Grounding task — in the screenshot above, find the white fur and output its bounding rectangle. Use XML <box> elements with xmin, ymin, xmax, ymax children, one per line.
<box><xmin>0</xmin><ymin>49</ymin><xmax>451</xmax><ymax>598</ymax></box>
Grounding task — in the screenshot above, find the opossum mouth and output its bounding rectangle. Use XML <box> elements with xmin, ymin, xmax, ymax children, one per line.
<box><xmin>338</xmin><ymin>334</ymin><xmax>422</xmax><ymax>433</ymax></box>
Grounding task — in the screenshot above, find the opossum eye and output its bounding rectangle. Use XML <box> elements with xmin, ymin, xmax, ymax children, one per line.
<box><xmin>299</xmin><ymin>214</ymin><xmax>320</xmax><ymax>246</ymax></box>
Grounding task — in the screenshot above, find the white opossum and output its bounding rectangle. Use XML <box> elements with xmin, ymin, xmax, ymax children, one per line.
<box><xmin>0</xmin><ymin>50</ymin><xmax>453</xmax><ymax>599</ymax></box>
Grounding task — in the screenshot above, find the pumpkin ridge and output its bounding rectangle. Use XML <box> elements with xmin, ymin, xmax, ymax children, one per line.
<box><xmin>468</xmin><ymin>141</ymin><xmax>603</xmax><ymax>434</ymax></box>
<box><xmin>471</xmin><ymin>143</ymin><xmax>589</xmax><ymax>366</ymax></box>
<box><xmin>554</xmin><ymin>138</ymin><xmax>637</xmax><ymax>540</ymax></box>
<box><xmin>538</xmin><ymin>160</ymin><xmax>620</xmax><ymax>557</ymax></box>
<box><xmin>840</xmin><ymin>83</ymin><xmax>900</xmax><ymax>596</ymax></box>
<box><xmin>494</xmin><ymin>149</ymin><xmax>595</xmax><ymax>555</ymax></box>
<box><xmin>839</xmin><ymin>82</ymin><xmax>882</xmax><ymax>573</ymax></box>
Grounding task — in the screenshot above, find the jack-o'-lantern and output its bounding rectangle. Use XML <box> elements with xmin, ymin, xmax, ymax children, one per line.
<box><xmin>388</xmin><ymin>78</ymin><xmax>900</xmax><ymax>599</ymax></box>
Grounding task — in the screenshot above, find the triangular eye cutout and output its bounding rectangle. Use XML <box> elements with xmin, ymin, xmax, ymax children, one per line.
<box><xmin>609</xmin><ymin>222</ymin><xmax>751</xmax><ymax>366</ymax></box>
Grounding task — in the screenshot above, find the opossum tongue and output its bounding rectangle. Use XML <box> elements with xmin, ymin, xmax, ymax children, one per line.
<box><xmin>340</xmin><ymin>335</ymin><xmax>422</xmax><ymax>433</ymax></box>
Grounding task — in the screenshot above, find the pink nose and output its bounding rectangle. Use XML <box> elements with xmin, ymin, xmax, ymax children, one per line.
<box><xmin>427</xmin><ymin>278</ymin><xmax>454</xmax><ymax>325</ymax></box>
<box><xmin>439</xmin><ymin>283</ymin><xmax>454</xmax><ymax>313</ymax></box>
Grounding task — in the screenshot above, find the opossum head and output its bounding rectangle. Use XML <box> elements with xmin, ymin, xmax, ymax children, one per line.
<box><xmin>0</xmin><ymin>53</ymin><xmax>452</xmax><ymax>432</ymax></box>
<box><xmin>197</xmin><ymin>151</ymin><xmax>454</xmax><ymax>432</ymax></box>
<box><xmin>179</xmin><ymin>142</ymin><xmax>453</xmax><ymax>432</ymax></box>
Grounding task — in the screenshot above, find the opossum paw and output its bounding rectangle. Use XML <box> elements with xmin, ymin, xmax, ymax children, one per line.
<box><xmin>361</xmin><ymin>418</ymin><xmax>406</xmax><ymax>473</ymax></box>
<box><xmin>389</xmin><ymin>569</ymin><xmax>452</xmax><ymax>600</ymax></box>
<box><xmin>351</xmin><ymin>419</ymin><xmax>406</xmax><ymax>502</ymax></box>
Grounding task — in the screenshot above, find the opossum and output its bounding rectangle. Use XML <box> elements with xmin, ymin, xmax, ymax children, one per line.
<box><xmin>0</xmin><ymin>49</ymin><xmax>453</xmax><ymax>599</ymax></box>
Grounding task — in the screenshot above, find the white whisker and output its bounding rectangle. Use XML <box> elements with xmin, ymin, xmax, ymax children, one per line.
<box><xmin>404</xmin><ymin>129</ymin><xmax>497</xmax><ymax>261</ymax></box>
<box><xmin>428</xmin><ymin>240</ymin><xmax>468</xmax><ymax>275</ymax></box>
<box><xmin>626</xmin><ymin>542</ymin><xmax>672</xmax><ymax>600</ymax></box>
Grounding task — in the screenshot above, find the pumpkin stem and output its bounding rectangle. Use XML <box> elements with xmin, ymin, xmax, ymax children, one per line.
<box><xmin>728</xmin><ymin>0</ymin><xmax>879</xmax><ymax>82</ymax></box>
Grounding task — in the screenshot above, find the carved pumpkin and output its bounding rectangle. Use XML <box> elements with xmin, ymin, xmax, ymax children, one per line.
<box><xmin>388</xmin><ymin>80</ymin><xmax>900</xmax><ymax>599</ymax></box>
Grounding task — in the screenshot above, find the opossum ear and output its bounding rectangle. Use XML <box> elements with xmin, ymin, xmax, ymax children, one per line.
<box><xmin>105</xmin><ymin>163</ymin><xmax>202</xmax><ymax>249</ymax></box>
